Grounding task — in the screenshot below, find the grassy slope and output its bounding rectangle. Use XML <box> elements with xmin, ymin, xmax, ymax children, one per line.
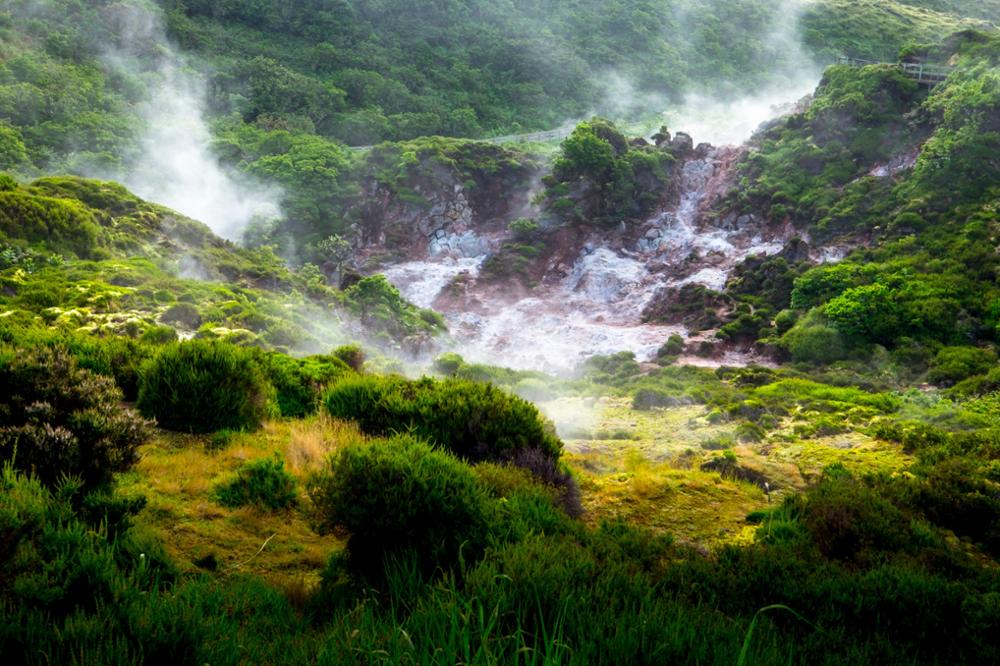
<box><xmin>805</xmin><ymin>0</ymin><xmax>993</xmax><ymax>59</ymax></box>
<box><xmin>0</xmin><ymin>176</ymin><xmax>444</xmax><ymax>351</ymax></box>
<box><xmin>113</xmin><ymin>383</ymin><xmax>917</xmax><ymax>582</ymax></box>
<box><xmin>116</xmin><ymin>417</ymin><xmax>357</xmax><ymax>583</ymax></box>
<box><xmin>562</xmin><ymin>392</ymin><xmax>910</xmax><ymax>546</ymax></box>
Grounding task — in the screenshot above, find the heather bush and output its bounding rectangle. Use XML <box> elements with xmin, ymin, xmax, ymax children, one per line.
<box><xmin>503</xmin><ymin>446</ymin><xmax>582</xmax><ymax>517</ymax></box>
<box><xmin>432</xmin><ymin>352</ymin><xmax>464</xmax><ymax>376</ymax></box>
<box><xmin>310</xmin><ymin>435</ymin><xmax>490</xmax><ymax>575</ymax></box>
<box><xmin>926</xmin><ymin>346</ymin><xmax>998</xmax><ymax>386</ymax></box>
<box><xmin>0</xmin><ymin>346</ymin><xmax>150</xmax><ymax>489</ymax></box>
<box><xmin>800</xmin><ymin>466</ymin><xmax>909</xmax><ymax>562</ymax></box>
<box><xmin>0</xmin><ymin>326</ymin><xmax>155</xmax><ymax>400</ymax></box>
<box><xmin>137</xmin><ymin>340</ymin><xmax>275</xmax><ymax>433</ymax></box>
<box><xmin>632</xmin><ymin>386</ymin><xmax>678</xmax><ymax>411</ymax></box>
<box><xmin>782</xmin><ymin>317</ymin><xmax>848</xmax><ymax>364</ymax></box>
<box><xmin>323</xmin><ymin>375</ymin><xmax>562</xmax><ymax>462</ymax></box>
<box><xmin>657</xmin><ymin>334</ymin><xmax>685</xmax><ymax>357</ymax></box>
<box><xmin>216</xmin><ymin>456</ymin><xmax>298</xmax><ymax>510</ymax></box>
<box><xmin>256</xmin><ymin>351</ymin><xmax>351</xmax><ymax>418</ymax></box>
<box><xmin>331</xmin><ymin>344</ymin><xmax>365</xmax><ymax>372</ymax></box>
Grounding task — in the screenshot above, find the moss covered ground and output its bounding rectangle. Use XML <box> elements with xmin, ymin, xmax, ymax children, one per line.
<box><xmin>558</xmin><ymin>397</ymin><xmax>912</xmax><ymax>546</ymax></box>
<box><xmin>116</xmin><ymin>416</ymin><xmax>360</xmax><ymax>585</ymax></box>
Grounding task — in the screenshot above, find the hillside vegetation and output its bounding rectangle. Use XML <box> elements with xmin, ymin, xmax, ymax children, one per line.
<box><xmin>2</xmin><ymin>1</ymin><xmax>1000</xmax><ymax>664</ymax></box>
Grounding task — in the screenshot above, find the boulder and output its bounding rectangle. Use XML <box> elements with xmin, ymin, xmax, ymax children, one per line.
<box><xmin>670</xmin><ymin>132</ymin><xmax>694</xmax><ymax>154</ymax></box>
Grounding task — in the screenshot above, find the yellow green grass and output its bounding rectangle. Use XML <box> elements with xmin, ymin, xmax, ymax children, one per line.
<box><xmin>561</xmin><ymin>397</ymin><xmax>911</xmax><ymax>547</ymax></box>
<box><xmin>117</xmin><ymin>394</ymin><xmax>912</xmax><ymax>574</ymax></box>
<box><xmin>116</xmin><ymin>415</ymin><xmax>361</xmax><ymax>585</ymax></box>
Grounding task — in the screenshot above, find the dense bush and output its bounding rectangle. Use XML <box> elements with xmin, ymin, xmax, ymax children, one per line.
<box><xmin>330</xmin><ymin>344</ymin><xmax>365</xmax><ymax>372</ymax></box>
<box><xmin>800</xmin><ymin>466</ymin><xmax>910</xmax><ymax>562</ymax></box>
<box><xmin>0</xmin><ymin>346</ymin><xmax>150</xmax><ymax>490</ymax></box>
<box><xmin>216</xmin><ymin>457</ymin><xmax>298</xmax><ymax>511</ymax></box>
<box><xmin>310</xmin><ymin>435</ymin><xmax>490</xmax><ymax>575</ymax></box>
<box><xmin>432</xmin><ymin>352</ymin><xmax>464</xmax><ymax>376</ymax></box>
<box><xmin>544</xmin><ymin>119</ymin><xmax>673</xmax><ymax>225</ymax></box>
<box><xmin>782</xmin><ymin>313</ymin><xmax>849</xmax><ymax>365</ymax></box>
<box><xmin>927</xmin><ymin>346</ymin><xmax>998</xmax><ymax>386</ymax></box>
<box><xmin>137</xmin><ymin>340</ymin><xmax>275</xmax><ymax>433</ymax></box>
<box><xmin>342</xmin><ymin>276</ymin><xmax>446</xmax><ymax>341</ymax></box>
<box><xmin>0</xmin><ymin>189</ymin><xmax>100</xmax><ymax>258</ymax></box>
<box><xmin>255</xmin><ymin>351</ymin><xmax>350</xmax><ymax>418</ymax></box>
<box><xmin>632</xmin><ymin>386</ymin><xmax>679</xmax><ymax>411</ymax></box>
<box><xmin>0</xmin><ymin>326</ymin><xmax>157</xmax><ymax>401</ymax></box>
<box><xmin>324</xmin><ymin>375</ymin><xmax>562</xmax><ymax>462</ymax></box>
<box><xmin>657</xmin><ymin>334</ymin><xmax>685</xmax><ymax>358</ymax></box>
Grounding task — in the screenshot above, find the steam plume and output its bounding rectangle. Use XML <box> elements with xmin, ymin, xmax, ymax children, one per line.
<box><xmin>100</xmin><ymin>1</ymin><xmax>281</xmax><ymax>241</ymax></box>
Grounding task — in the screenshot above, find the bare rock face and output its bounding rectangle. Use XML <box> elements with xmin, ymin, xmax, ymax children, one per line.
<box><xmin>669</xmin><ymin>132</ymin><xmax>694</xmax><ymax>155</ymax></box>
<box><xmin>352</xmin><ymin>148</ymin><xmax>540</xmax><ymax>265</ymax></box>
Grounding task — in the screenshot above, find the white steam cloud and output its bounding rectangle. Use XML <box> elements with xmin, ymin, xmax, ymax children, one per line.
<box><xmin>664</xmin><ymin>80</ymin><xmax>816</xmax><ymax>147</ymax></box>
<box><xmin>663</xmin><ymin>0</ymin><xmax>821</xmax><ymax>146</ymax></box>
<box><xmin>99</xmin><ymin>1</ymin><xmax>280</xmax><ymax>240</ymax></box>
<box><xmin>589</xmin><ymin>0</ymin><xmax>822</xmax><ymax>147</ymax></box>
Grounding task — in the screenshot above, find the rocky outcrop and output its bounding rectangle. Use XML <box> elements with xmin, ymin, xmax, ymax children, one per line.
<box><xmin>351</xmin><ymin>143</ymin><xmax>540</xmax><ymax>264</ymax></box>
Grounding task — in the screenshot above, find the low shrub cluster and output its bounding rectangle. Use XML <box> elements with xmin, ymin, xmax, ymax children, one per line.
<box><xmin>137</xmin><ymin>340</ymin><xmax>275</xmax><ymax>433</ymax></box>
<box><xmin>216</xmin><ymin>456</ymin><xmax>298</xmax><ymax>511</ymax></box>
<box><xmin>632</xmin><ymin>386</ymin><xmax>679</xmax><ymax>410</ymax></box>
<box><xmin>255</xmin><ymin>351</ymin><xmax>351</xmax><ymax>418</ymax></box>
<box><xmin>310</xmin><ymin>435</ymin><xmax>491</xmax><ymax>576</ymax></box>
<box><xmin>324</xmin><ymin>375</ymin><xmax>562</xmax><ymax>462</ymax></box>
<box><xmin>0</xmin><ymin>346</ymin><xmax>150</xmax><ymax>490</ymax></box>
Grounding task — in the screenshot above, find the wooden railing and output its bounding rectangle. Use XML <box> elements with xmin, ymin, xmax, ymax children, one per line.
<box><xmin>836</xmin><ymin>55</ymin><xmax>953</xmax><ymax>85</ymax></box>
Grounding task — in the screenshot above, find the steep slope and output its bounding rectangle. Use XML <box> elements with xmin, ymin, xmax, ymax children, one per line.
<box><xmin>802</xmin><ymin>0</ymin><xmax>996</xmax><ymax>59</ymax></box>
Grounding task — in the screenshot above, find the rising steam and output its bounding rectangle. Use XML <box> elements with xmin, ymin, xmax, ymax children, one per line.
<box><xmin>99</xmin><ymin>1</ymin><xmax>281</xmax><ymax>241</ymax></box>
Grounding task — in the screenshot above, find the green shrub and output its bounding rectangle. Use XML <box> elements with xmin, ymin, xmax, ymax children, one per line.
<box><xmin>137</xmin><ymin>340</ymin><xmax>275</xmax><ymax>433</ymax></box>
<box><xmin>309</xmin><ymin>435</ymin><xmax>490</xmax><ymax>575</ymax></box>
<box><xmin>160</xmin><ymin>302</ymin><xmax>202</xmax><ymax>329</ymax></box>
<box><xmin>0</xmin><ymin>326</ymin><xmax>155</xmax><ymax>400</ymax></box>
<box><xmin>782</xmin><ymin>316</ymin><xmax>848</xmax><ymax>364</ymax></box>
<box><xmin>508</xmin><ymin>217</ymin><xmax>540</xmax><ymax>238</ymax></box>
<box><xmin>206</xmin><ymin>430</ymin><xmax>235</xmax><ymax>453</ymax></box>
<box><xmin>0</xmin><ymin>173</ymin><xmax>18</xmax><ymax>191</ymax></box>
<box><xmin>927</xmin><ymin>346</ymin><xmax>998</xmax><ymax>386</ymax></box>
<box><xmin>216</xmin><ymin>457</ymin><xmax>298</xmax><ymax>510</ymax></box>
<box><xmin>323</xmin><ymin>375</ymin><xmax>562</xmax><ymax>462</ymax></box>
<box><xmin>774</xmin><ymin>309</ymin><xmax>798</xmax><ymax>335</ymax></box>
<box><xmin>256</xmin><ymin>352</ymin><xmax>350</xmax><ymax>418</ymax></box>
<box><xmin>432</xmin><ymin>352</ymin><xmax>464</xmax><ymax>376</ymax></box>
<box><xmin>331</xmin><ymin>344</ymin><xmax>365</xmax><ymax>372</ymax></box>
<box><xmin>140</xmin><ymin>325</ymin><xmax>179</xmax><ymax>345</ymax></box>
<box><xmin>0</xmin><ymin>190</ymin><xmax>100</xmax><ymax>257</ymax></box>
<box><xmin>0</xmin><ymin>467</ymin><xmax>124</xmax><ymax>615</ymax></box>
<box><xmin>0</xmin><ymin>347</ymin><xmax>151</xmax><ymax>490</ymax></box>
<box><xmin>801</xmin><ymin>467</ymin><xmax>909</xmax><ymax>562</ymax></box>
<box><xmin>700</xmin><ymin>434</ymin><xmax>736</xmax><ymax>450</ymax></box>
<box><xmin>950</xmin><ymin>366</ymin><xmax>1000</xmax><ymax>397</ymax></box>
<box><xmin>632</xmin><ymin>387</ymin><xmax>678</xmax><ymax>411</ymax></box>
<box><xmin>513</xmin><ymin>377</ymin><xmax>556</xmax><ymax>402</ymax></box>
<box><xmin>734</xmin><ymin>421</ymin><xmax>766</xmax><ymax>443</ymax></box>
<box><xmin>657</xmin><ymin>334</ymin><xmax>685</xmax><ymax>358</ymax></box>
<box><xmin>582</xmin><ymin>351</ymin><xmax>641</xmax><ymax>384</ymax></box>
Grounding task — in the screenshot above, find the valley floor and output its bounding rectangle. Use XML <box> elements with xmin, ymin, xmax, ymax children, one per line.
<box><xmin>119</xmin><ymin>396</ymin><xmax>913</xmax><ymax>582</ymax></box>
